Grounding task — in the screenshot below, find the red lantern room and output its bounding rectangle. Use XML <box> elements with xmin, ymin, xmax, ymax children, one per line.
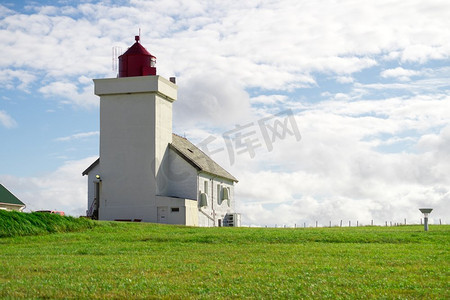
<box><xmin>118</xmin><ymin>36</ymin><xmax>156</xmax><ymax>77</ymax></box>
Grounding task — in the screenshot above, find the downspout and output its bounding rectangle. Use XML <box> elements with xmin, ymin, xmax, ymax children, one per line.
<box><xmin>211</xmin><ymin>177</ymin><xmax>214</xmax><ymax>226</ymax></box>
<box><xmin>211</xmin><ymin>176</ymin><xmax>218</xmax><ymax>227</ymax></box>
<box><xmin>197</xmin><ymin>173</ymin><xmax>215</xmax><ymax>223</ymax></box>
<box><xmin>197</xmin><ymin>173</ymin><xmax>217</xmax><ymax>226</ymax></box>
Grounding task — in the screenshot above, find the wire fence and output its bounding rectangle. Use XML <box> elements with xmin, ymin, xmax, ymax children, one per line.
<box><xmin>255</xmin><ymin>218</ymin><xmax>447</xmax><ymax>228</ymax></box>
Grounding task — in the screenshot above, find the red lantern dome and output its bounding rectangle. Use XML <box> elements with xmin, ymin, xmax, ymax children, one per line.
<box><xmin>118</xmin><ymin>36</ymin><xmax>156</xmax><ymax>77</ymax></box>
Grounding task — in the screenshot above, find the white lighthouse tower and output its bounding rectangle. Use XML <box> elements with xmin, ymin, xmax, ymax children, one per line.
<box><xmin>83</xmin><ymin>36</ymin><xmax>240</xmax><ymax>226</ymax></box>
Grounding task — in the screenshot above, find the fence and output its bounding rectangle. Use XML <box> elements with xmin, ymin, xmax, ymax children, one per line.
<box><xmin>258</xmin><ymin>218</ymin><xmax>446</xmax><ymax>228</ymax></box>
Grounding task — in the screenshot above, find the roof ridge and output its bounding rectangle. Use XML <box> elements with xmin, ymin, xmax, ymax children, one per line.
<box><xmin>171</xmin><ymin>133</ymin><xmax>238</xmax><ymax>182</ymax></box>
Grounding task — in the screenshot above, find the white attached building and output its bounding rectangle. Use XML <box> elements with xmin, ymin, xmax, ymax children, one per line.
<box><xmin>82</xmin><ymin>36</ymin><xmax>239</xmax><ymax>227</ymax></box>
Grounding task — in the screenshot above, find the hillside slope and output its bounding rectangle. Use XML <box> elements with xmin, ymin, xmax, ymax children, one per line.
<box><xmin>0</xmin><ymin>221</ymin><xmax>448</xmax><ymax>299</ymax></box>
<box><xmin>0</xmin><ymin>210</ymin><xmax>96</xmax><ymax>237</ymax></box>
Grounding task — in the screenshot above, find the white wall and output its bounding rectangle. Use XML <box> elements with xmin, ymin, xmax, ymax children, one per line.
<box><xmin>197</xmin><ymin>172</ymin><xmax>235</xmax><ymax>227</ymax></box>
<box><xmin>155</xmin><ymin>196</ymin><xmax>198</xmax><ymax>226</ymax></box>
<box><xmin>165</xmin><ymin>147</ymin><xmax>198</xmax><ymax>200</ymax></box>
<box><xmin>0</xmin><ymin>203</ymin><xmax>25</xmax><ymax>212</ymax></box>
<box><xmin>155</xmin><ymin>96</ymin><xmax>174</xmax><ymax>196</ymax></box>
<box><xmin>94</xmin><ymin>76</ymin><xmax>177</xmax><ymax>222</ymax></box>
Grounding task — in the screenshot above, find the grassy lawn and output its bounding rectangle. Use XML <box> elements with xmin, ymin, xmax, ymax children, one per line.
<box><xmin>0</xmin><ymin>220</ymin><xmax>448</xmax><ymax>299</ymax></box>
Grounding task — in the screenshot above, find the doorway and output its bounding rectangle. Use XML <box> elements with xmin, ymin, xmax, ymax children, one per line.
<box><xmin>157</xmin><ymin>206</ymin><xmax>168</xmax><ymax>223</ymax></box>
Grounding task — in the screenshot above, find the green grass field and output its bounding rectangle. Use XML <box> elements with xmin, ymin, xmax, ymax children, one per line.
<box><xmin>0</xmin><ymin>212</ymin><xmax>448</xmax><ymax>299</ymax></box>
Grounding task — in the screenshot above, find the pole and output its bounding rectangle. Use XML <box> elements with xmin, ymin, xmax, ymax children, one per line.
<box><xmin>424</xmin><ymin>217</ymin><xmax>429</xmax><ymax>231</ymax></box>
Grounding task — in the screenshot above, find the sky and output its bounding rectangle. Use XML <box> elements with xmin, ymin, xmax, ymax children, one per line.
<box><xmin>0</xmin><ymin>0</ymin><xmax>449</xmax><ymax>226</ymax></box>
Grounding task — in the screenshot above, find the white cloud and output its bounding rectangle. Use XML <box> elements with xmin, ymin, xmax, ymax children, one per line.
<box><xmin>55</xmin><ymin>131</ymin><xmax>99</xmax><ymax>142</ymax></box>
<box><xmin>0</xmin><ymin>69</ymin><xmax>36</xmax><ymax>90</ymax></box>
<box><xmin>0</xmin><ymin>157</ymin><xmax>95</xmax><ymax>216</ymax></box>
<box><xmin>174</xmin><ymin>71</ymin><xmax>252</xmax><ymax>128</ymax></box>
<box><xmin>39</xmin><ymin>81</ymin><xmax>98</xmax><ymax>108</ymax></box>
<box><xmin>0</xmin><ymin>4</ymin><xmax>13</xmax><ymax>17</ymax></box>
<box><xmin>251</xmin><ymin>95</ymin><xmax>288</xmax><ymax>106</ymax></box>
<box><xmin>199</xmin><ymin>92</ymin><xmax>450</xmax><ymax>226</ymax></box>
<box><xmin>336</xmin><ymin>76</ymin><xmax>354</xmax><ymax>84</ymax></box>
<box><xmin>401</xmin><ymin>44</ymin><xmax>449</xmax><ymax>63</ymax></box>
<box><xmin>1</xmin><ymin>0</ymin><xmax>450</xmax><ymax>226</ymax></box>
<box><xmin>1</xmin><ymin>0</ymin><xmax>449</xmax><ymax>104</ymax></box>
<box><xmin>0</xmin><ymin>110</ymin><xmax>17</xmax><ymax>128</ymax></box>
<box><xmin>381</xmin><ymin>67</ymin><xmax>420</xmax><ymax>81</ymax></box>
<box><xmin>235</xmin><ymin>125</ymin><xmax>450</xmax><ymax>226</ymax></box>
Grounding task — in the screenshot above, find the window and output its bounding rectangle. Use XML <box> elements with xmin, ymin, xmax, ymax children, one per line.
<box><xmin>223</xmin><ymin>187</ymin><xmax>231</xmax><ymax>207</ymax></box>
<box><xmin>223</xmin><ymin>187</ymin><xmax>229</xmax><ymax>200</ymax></box>
<box><xmin>199</xmin><ymin>193</ymin><xmax>208</xmax><ymax>207</ymax></box>
<box><xmin>171</xmin><ymin>207</ymin><xmax>180</xmax><ymax>212</ymax></box>
<box><xmin>204</xmin><ymin>180</ymin><xmax>209</xmax><ymax>194</ymax></box>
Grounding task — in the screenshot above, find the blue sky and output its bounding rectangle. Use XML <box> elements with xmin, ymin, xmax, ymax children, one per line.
<box><xmin>1</xmin><ymin>0</ymin><xmax>449</xmax><ymax>226</ymax></box>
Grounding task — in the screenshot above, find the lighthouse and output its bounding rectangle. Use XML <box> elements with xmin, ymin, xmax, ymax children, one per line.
<box><xmin>83</xmin><ymin>36</ymin><xmax>240</xmax><ymax>226</ymax></box>
<box><xmin>118</xmin><ymin>35</ymin><xmax>157</xmax><ymax>77</ymax></box>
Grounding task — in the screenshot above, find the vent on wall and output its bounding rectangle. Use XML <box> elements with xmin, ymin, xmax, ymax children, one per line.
<box><xmin>223</xmin><ymin>213</ymin><xmax>241</xmax><ymax>227</ymax></box>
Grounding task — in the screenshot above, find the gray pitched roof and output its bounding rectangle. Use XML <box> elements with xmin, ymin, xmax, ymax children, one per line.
<box><xmin>0</xmin><ymin>184</ymin><xmax>25</xmax><ymax>207</ymax></box>
<box><xmin>82</xmin><ymin>158</ymin><xmax>99</xmax><ymax>176</ymax></box>
<box><xmin>82</xmin><ymin>134</ymin><xmax>238</xmax><ymax>182</ymax></box>
<box><xmin>170</xmin><ymin>134</ymin><xmax>238</xmax><ymax>182</ymax></box>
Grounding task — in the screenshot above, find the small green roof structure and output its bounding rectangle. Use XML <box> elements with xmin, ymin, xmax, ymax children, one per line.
<box><xmin>0</xmin><ymin>184</ymin><xmax>26</xmax><ymax>211</ymax></box>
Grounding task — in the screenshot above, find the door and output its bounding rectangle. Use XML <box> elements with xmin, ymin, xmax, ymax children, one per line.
<box><xmin>91</xmin><ymin>182</ymin><xmax>100</xmax><ymax>220</ymax></box>
<box><xmin>157</xmin><ymin>206</ymin><xmax>168</xmax><ymax>224</ymax></box>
